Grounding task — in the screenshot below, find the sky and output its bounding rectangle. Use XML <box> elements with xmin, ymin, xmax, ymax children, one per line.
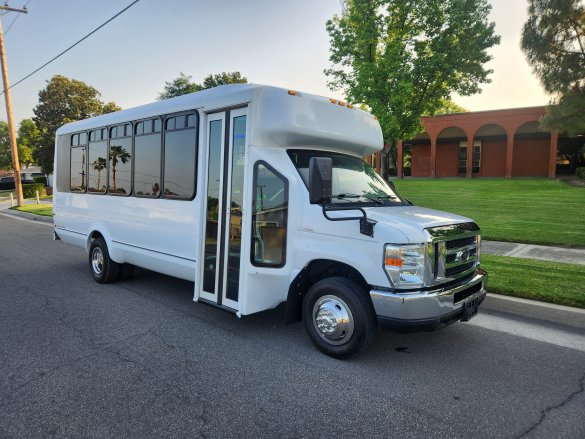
<box><xmin>0</xmin><ymin>0</ymin><xmax>549</xmax><ymax>124</ymax></box>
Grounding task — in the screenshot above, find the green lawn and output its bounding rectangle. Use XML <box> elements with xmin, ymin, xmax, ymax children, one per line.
<box><xmin>394</xmin><ymin>178</ymin><xmax>585</xmax><ymax>247</ymax></box>
<box><xmin>481</xmin><ymin>254</ymin><xmax>585</xmax><ymax>309</ymax></box>
<box><xmin>10</xmin><ymin>203</ymin><xmax>53</xmax><ymax>217</ymax></box>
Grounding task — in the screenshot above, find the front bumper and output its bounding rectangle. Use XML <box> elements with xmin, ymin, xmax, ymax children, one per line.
<box><xmin>370</xmin><ymin>269</ymin><xmax>487</xmax><ymax>332</ymax></box>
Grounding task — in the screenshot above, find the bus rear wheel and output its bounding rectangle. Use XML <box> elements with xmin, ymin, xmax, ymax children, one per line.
<box><xmin>302</xmin><ymin>277</ymin><xmax>376</xmax><ymax>359</ymax></box>
<box><xmin>89</xmin><ymin>238</ymin><xmax>119</xmax><ymax>283</ymax></box>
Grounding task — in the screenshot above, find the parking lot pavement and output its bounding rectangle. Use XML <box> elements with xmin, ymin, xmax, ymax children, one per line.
<box><xmin>1</xmin><ymin>215</ymin><xmax>584</xmax><ymax>438</ymax></box>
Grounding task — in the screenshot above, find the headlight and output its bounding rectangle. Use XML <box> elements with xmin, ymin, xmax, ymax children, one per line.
<box><xmin>384</xmin><ymin>244</ymin><xmax>426</xmax><ymax>289</ymax></box>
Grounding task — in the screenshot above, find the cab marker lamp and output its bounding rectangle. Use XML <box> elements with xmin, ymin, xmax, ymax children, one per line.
<box><xmin>288</xmin><ymin>90</ymin><xmax>298</xmax><ymax>96</ymax></box>
<box><xmin>330</xmin><ymin>98</ymin><xmax>337</xmax><ymax>104</ymax></box>
<box><xmin>339</xmin><ymin>101</ymin><xmax>346</xmax><ymax>106</ymax></box>
<box><xmin>384</xmin><ymin>244</ymin><xmax>426</xmax><ymax>289</ymax></box>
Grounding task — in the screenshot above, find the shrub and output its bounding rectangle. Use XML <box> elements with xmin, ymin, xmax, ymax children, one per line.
<box><xmin>33</xmin><ymin>175</ymin><xmax>48</xmax><ymax>185</ymax></box>
<box><xmin>22</xmin><ymin>183</ymin><xmax>46</xmax><ymax>198</ymax></box>
<box><xmin>576</xmin><ymin>167</ymin><xmax>585</xmax><ymax>180</ymax></box>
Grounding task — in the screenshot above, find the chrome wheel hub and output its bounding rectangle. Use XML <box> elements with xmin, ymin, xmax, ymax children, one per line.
<box><xmin>92</xmin><ymin>247</ymin><xmax>104</xmax><ymax>275</ymax></box>
<box><xmin>312</xmin><ymin>295</ymin><xmax>354</xmax><ymax>346</ymax></box>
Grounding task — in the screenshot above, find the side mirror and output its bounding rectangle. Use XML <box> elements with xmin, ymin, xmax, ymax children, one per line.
<box><xmin>309</xmin><ymin>157</ymin><xmax>332</xmax><ymax>204</ymax></box>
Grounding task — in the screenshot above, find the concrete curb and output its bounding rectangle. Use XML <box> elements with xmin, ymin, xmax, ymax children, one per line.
<box><xmin>0</xmin><ymin>209</ymin><xmax>53</xmax><ymax>224</ymax></box>
<box><xmin>482</xmin><ymin>293</ymin><xmax>585</xmax><ymax>331</ymax></box>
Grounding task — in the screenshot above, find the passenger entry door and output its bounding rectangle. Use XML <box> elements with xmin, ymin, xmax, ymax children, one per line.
<box><xmin>199</xmin><ymin>108</ymin><xmax>247</xmax><ymax>311</ymax></box>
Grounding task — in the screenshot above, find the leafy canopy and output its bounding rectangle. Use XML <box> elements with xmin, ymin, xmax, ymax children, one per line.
<box><xmin>158</xmin><ymin>71</ymin><xmax>248</xmax><ymax>100</ymax></box>
<box><xmin>521</xmin><ymin>0</ymin><xmax>585</xmax><ymax>136</ymax></box>
<box><xmin>0</xmin><ymin>119</ymin><xmax>37</xmax><ymax>170</ymax></box>
<box><xmin>32</xmin><ymin>75</ymin><xmax>121</xmax><ymax>174</ymax></box>
<box><xmin>325</xmin><ymin>0</ymin><xmax>499</xmax><ymax>174</ymax></box>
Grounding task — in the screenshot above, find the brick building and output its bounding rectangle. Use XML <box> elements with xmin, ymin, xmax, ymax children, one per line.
<box><xmin>367</xmin><ymin>106</ymin><xmax>569</xmax><ymax>178</ymax></box>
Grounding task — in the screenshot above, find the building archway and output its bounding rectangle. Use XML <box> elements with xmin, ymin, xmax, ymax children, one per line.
<box><xmin>403</xmin><ymin>132</ymin><xmax>429</xmax><ymax>177</ymax></box>
<box><xmin>435</xmin><ymin>126</ymin><xmax>466</xmax><ymax>177</ymax></box>
<box><xmin>512</xmin><ymin>121</ymin><xmax>550</xmax><ymax>177</ymax></box>
<box><xmin>473</xmin><ymin>124</ymin><xmax>507</xmax><ymax>177</ymax></box>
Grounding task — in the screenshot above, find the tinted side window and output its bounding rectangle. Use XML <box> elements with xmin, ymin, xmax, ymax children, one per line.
<box><xmin>109</xmin><ymin>124</ymin><xmax>132</xmax><ymax>196</ymax></box>
<box><xmin>88</xmin><ymin>133</ymin><xmax>108</xmax><ymax>194</ymax></box>
<box><xmin>163</xmin><ymin>113</ymin><xmax>197</xmax><ymax>199</ymax></box>
<box><xmin>134</xmin><ymin>119</ymin><xmax>161</xmax><ymax>197</ymax></box>
<box><xmin>70</xmin><ymin>146</ymin><xmax>87</xmax><ymax>192</ymax></box>
<box><xmin>251</xmin><ymin>162</ymin><xmax>288</xmax><ymax>267</ymax></box>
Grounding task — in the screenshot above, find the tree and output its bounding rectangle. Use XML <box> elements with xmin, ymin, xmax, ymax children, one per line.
<box><xmin>157</xmin><ymin>72</ymin><xmax>201</xmax><ymax>100</ymax></box>
<box><xmin>325</xmin><ymin>0</ymin><xmax>500</xmax><ymax>177</ymax></box>
<box><xmin>201</xmin><ymin>71</ymin><xmax>247</xmax><ymax>89</ymax></box>
<box><xmin>16</xmin><ymin>119</ymin><xmax>39</xmax><ymax>167</ymax></box>
<box><xmin>0</xmin><ymin>120</ymin><xmax>35</xmax><ymax>170</ymax></box>
<box><xmin>0</xmin><ymin>122</ymin><xmax>9</xmax><ymax>170</ymax></box>
<box><xmin>158</xmin><ymin>71</ymin><xmax>248</xmax><ymax>100</ymax></box>
<box><xmin>32</xmin><ymin>75</ymin><xmax>122</xmax><ymax>174</ymax></box>
<box><xmin>432</xmin><ymin>99</ymin><xmax>469</xmax><ymax>116</ymax></box>
<box><xmin>521</xmin><ymin>0</ymin><xmax>585</xmax><ymax>136</ymax></box>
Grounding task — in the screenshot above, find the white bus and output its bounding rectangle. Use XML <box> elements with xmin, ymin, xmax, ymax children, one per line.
<box><xmin>54</xmin><ymin>84</ymin><xmax>487</xmax><ymax>358</ymax></box>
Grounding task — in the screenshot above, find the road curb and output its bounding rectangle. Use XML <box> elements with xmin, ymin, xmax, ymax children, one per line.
<box><xmin>0</xmin><ymin>209</ymin><xmax>53</xmax><ymax>224</ymax></box>
<box><xmin>483</xmin><ymin>293</ymin><xmax>585</xmax><ymax>331</ymax></box>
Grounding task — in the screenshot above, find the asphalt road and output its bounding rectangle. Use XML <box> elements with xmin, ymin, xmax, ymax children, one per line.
<box><xmin>1</xmin><ymin>214</ymin><xmax>584</xmax><ymax>439</ymax></box>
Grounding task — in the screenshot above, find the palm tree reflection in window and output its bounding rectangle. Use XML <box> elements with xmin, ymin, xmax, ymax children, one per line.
<box><xmin>92</xmin><ymin>157</ymin><xmax>107</xmax><ymax>192</ymax></box>
<box><xmin>110</xmin><ymin>145</ymin><xmax>131</xmax><ymax>193</ymax></box>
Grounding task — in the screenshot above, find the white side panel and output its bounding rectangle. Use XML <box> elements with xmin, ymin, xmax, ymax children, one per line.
<box><xmin>54</xmin><ymin>192</ymin><xmax>199</xmax><ymax>281</ymax></box>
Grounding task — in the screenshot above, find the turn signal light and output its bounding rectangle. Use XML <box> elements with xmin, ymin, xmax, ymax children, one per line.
<box><xmin>385</xmin><ymin>257</ymin><xmax>403</xmax><ymax>268</ymax></box>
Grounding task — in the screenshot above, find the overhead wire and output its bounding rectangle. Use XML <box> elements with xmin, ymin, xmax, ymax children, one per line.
<box><xmin>0</xmin><ymin>0</ymin><xmax>141</xmax><ymax>96</ymax></box>
<box><xmin>4</xmin><ymin>0</ymin><xmax>33</xmax><ymax>36</ymax></box>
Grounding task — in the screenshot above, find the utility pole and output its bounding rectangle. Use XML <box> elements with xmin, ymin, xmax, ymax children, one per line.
<box><xmin>0</xmin><ymin>4</ymin><xmax>28</xmax><ymax>207</ymax></box>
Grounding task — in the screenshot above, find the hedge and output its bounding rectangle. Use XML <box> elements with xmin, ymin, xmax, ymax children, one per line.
<box><xmin>22</xmin><ymin>183</ymin><xmax>46</xmax><ymax>198</ymax></box>
<box><xmin>33</xmin><ymin>175</ymin><xmax>48</xmax><ymax>185</ymax></box>
<box><xmin>576</xmin><ymin>167</ymin><xmax>585</xmax><ymax>180</ymax></box>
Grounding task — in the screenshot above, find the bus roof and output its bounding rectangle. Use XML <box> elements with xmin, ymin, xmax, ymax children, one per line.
<box><xmin>56</xmin><ymin>84</ymin><xmax>383</xmax><ymax>157</ymax></box>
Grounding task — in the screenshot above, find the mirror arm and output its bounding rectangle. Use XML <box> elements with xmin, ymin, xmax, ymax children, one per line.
<box><xmin>321</xmin><ymin>205</ymin><xmax>376</xmax><ymax>237</ymax></box>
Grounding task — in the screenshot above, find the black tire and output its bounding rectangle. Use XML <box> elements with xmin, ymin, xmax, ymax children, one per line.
<box><xmin>117</xmin><ymin>263</ymin><xmax>135</xmax><ymax>281</ymax></box>
<box><xmin>302</xmin><ymin>277</ymin><xmax>377</xmax><ymax>359</ymax></box>
<box><xmin>89</xmin><ymin>238</ymin><xmax>119</xmax><ymax>283</ymax></box>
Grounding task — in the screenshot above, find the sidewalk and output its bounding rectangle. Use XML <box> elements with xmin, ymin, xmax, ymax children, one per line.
<box><xmin>0</xmin><ymin>198</ymin><xmax>53</xmax><ymax>223</ymax></box>
<box><xmin>482</xmin><ymin>240</ymin><xmax>585</xmax><ymax>266</ymax></box>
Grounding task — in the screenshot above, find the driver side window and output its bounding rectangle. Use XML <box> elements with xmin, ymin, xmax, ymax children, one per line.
<box><xmin>251</xmin><ymin>162</ymin><xmax>288</xmax><ymax>267</ymax></box>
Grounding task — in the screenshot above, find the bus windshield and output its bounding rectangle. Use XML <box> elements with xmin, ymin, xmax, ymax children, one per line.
<box><xmin>288</xmin><ymin>150</ymin><xmax>404</xmax><ymax>205</ymax></box>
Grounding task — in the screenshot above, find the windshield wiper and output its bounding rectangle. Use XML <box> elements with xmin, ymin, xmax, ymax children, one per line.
<box><xmin>332</xmin><ymin>193</ymin><xmax>361</xmax><ymax>199</ymax></box>
<box><xmin>333</xmin><ymin>193</ymin><xmax>383</xmax><ymax>205</ymax></box>
<box><xmin>375</xmin><ymin>194</ymin><xmax>399</xmax><ymax>201</ymax></box>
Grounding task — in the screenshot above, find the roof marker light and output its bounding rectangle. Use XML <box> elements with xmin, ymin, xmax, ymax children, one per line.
<box><xmin>330</xmin><ymin>98</ymin><xmax>337</xmax><ymax>104</ymax></box>
<box><xmin>338</xmin><ymin>101</ymin><xmax>346</xmax><ymax>106</ymax></box>
<box><xmin>288</xmin><ymin>90</ymin><xmax>298</xmax><ymax>96</ymax></box>
<box><xmin>347</xmin><ymin>104</ymin><xmax>354</xmax><ymax>109</ymax></box>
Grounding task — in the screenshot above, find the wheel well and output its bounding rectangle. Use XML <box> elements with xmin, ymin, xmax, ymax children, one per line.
<box><xmin>285</xmin><ymin>259</ymin><xmax>371</xmax><ymax>324</ymax></box>
<box><xmin>86</xmin><ymin>231</ymin><xmax>104</xmax><ymax>251</ymax></box>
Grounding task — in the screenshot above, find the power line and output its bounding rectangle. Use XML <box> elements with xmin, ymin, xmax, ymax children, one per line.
<box><xmin>4</xmin><ymin>0</ymin><xmax>33</xmax><ymax>36</ymax></box>
<box><xmin>0</xmin><ymin>0</ymin><xmax>141</xmax><ymax>96</ymax></box>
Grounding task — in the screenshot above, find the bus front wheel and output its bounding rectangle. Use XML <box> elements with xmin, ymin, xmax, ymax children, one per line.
<box><xmin>89</xmin><ymin>238</ymin><xmax>119</xmax><ymax>283</ymax></box>
<box><xmin>302</xmin><ymin>277</ymin><xmax>376</xmax><ymax>359</ymax></box>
